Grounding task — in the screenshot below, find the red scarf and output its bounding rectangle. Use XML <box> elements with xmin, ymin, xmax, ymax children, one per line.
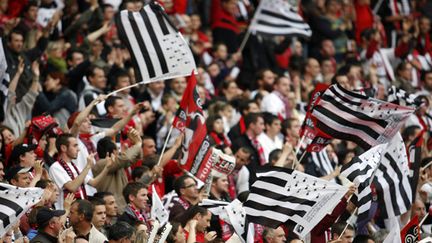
<box><xmin>129</xmin><ymin>203</ymin><xmax>145</xmax><ymax>222</ymax></box>
<box><xmin>178</xmin><ymin>197</ymin><xmax>190</xmax><ymax>210</ymax></box>
<box><xmin>247</xmin><ymin>133</ymin><xmax>266</xmax><ymax>166</ymax></box>
<box><xmin>210</xmin><ymin>132</ymin><xmax>232</xmax><ymax>147</ymax></box>
<box><xmin>58</xmin><ymin>159</ymin><xmax>87</xmax><ymax>200</ymax></box>
<box><xmin>79</xmin><ymin>134</ymin><xmax>98</xmax><ymax>160</ymax></box>
<box><xmin>239</xmin><ymin>117</ymin><xmax>246</xmax><ymax>134</ymax></box>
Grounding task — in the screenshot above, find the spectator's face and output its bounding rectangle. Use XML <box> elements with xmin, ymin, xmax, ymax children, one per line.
<box><xmin>196</xmin><ymin>211</ymin><xmax>211</xmax><ymax>232</ymax></box>
<box><xmin>336</xmin><ymin>75</ymin><xmax>351</xmax><ymax>90</ymax></box>
<box><xmin>49</xmin><ymin>216</ymin><xmax>63</xmax><ymax>235</ymax></box>
<box><xmin>19</xmin><ymin>150</ymin><xmax>36</xmax><ymax>167</ymax></box>
<box><xmin>224</xmin><ymin>82</ymin><xmax>242</xmax><ymax>100</ymax></box>
<box><xmin>148</xmin><ymin>81</ymin><xmax>165</xmax><ymax>95</ymax></box>
<box><xmin>212</xmin><ymin>118</ymin><xmax>224</xmax><ymax>134</ymax></box>
<box><xmin>287</xmin><ymin>119</ymin><xmax>301</xmax><ymax>138</ymax></box>
<box><xmin>398</xmin><ymin>63</ymin><xmax>413</xmax><ymax>81</ymax></box>
<box><xmin>12</xmin><ymin>173</ymin><xmax>31</xmax><ymax>187</ymax></box>
<box><xmin>181</xmin><ymin>178</ymin><xmax>199</xmax><ymax>199</ymax></box>
<box><xmin>321</xmin><ymin>40</ymin><xmax>335</xmax><ymax>57</ymax></box>
<box><xmin>44</xmin><ymin>75</ymin><xmax>61</xmax><ymax>92</ymax></box>
<box><xmin>0</xmin><ymin>162</ymin><xmax>5</xmax><ymax>181</ymax></box>
<box><xmin>260</xmin><ymin>71</ymin><xmax>276</xmax><ymax>90</ymax></box>
<box><xmin>213</xmin><ymin>176</ymin><xmax>229</xmax><ymax>193</ymax></box>
<box><xmin>339</xmin><ymin>229</ymin><xmax>354</xmax><ymax>243</ymax></box>
<box><xmin>49</xmin><ymin>184</ymin><xmax>59</xmax><ymax>204</ymax></box>
<box><xmin>235</xmin><ymin>149</ymin><xmax>251</xmax><ymax>168</ymax></box>
<box><xmin>0</xmin><ymin>0</ymin><xmax>8</xmax><ymax>13</ymax></box>
<box><xmin>2</xmin><ymin>129</ymin><xmax>15</xmax><ymax>144</ymax></box>
<box><xmin>103</xmin><ymin>6</ymin><xmax>115</xmax><ymax>21</ymax></box>
<box><xmin>420</xmin><ymin>18</ymin><xmax>431</xmax><ymax>34</ymax></box>
<box><xmin>275</xmin><ymin>77</ymin><xmax>291</xmax><ymax>96</ymax></box>
<box><xmin>191</xmin><ymin>15</ymin><xmax>201</xmax><ymax>31</ymax></box>
<box><xmin>104</xmin><ymin>195</ymin><xmax>118</xmax><ymax>218</ymax></box>
<box><xmin>247</xmin><ymin>103</ymin><xmax>260</xmax><ymax>114</ymax></box>
<box><xmin>65</xmin><ymin>137</ymin><xmax>80</xmax><ymax>159</ymax></box>
<box><xmin>424</xmin><ymin>73</ymin><xmax>432</xmax><ymax>90</ymax></box>
<box><xmin>92</xmin><ymin>205</ymin><xmax>107</xmax><ymax>229</ymax></box>
<box><xmin>250</xmin><ymin>117</ymin><xmax>264</xmax><ymax>136</ymax></box>
<box><xmin>171</xmin><ymin>77</ymin><xmax>187</xmax><ymax>95</ymax></box>
<box><xmin>163</xmin><ymin>97</ymin><xmax>177</xmax><ymax>113</ymax></box>
<box><xmin>267</xmin><ymin>119</ymin><xmax>282</xmax><ymax>136</ymax></box>
<box><xmin>69</xmin><ymin>52</ymin><xmax>84</xmax><ymax>68</ymax></box>
<box><xmin>26</xmin><ymin>6</ymin><xmax>38</xmax><ymax>22</ymax></box>
<box><xmin>321</xmin><ymin>60</ymin><xmax>335</xmax><ymax>76</ymax></box>
<box><xmin>69</xmin><ymin>203</ymin><xmax>81</xmax><ymax>226</ymax></box>
<box><xmin>207</xmin><ymin>64</ymin><xmax>220</xmax><ymax>77</ymax></box>
<box><xmin>412</xmin><ymin>200</ymin><xmax>426</xmax><ymax>219</ymax></box>
<box><xmin>215</xmin><ymin>45</ymin><xmax>228</xmax><ymax>60</ymax></box>
<box><xmin>222</xmin><ymin>0</ymin><xmax>238</xmax><ymax>15</ymax></box>
<box><xmin>80</xmin><ymin>117</ymin><xmax>92</xmax><ymax>134</ymax></box>
<box><xmin>115</xmin><ymin>76</ymin><xmax>131</xmax><ymax>95</ymax></box>
<box><xmin>306</xmin><ymin>59</ymin><xmax>321</xmax><ymax>78</ymax></box>
<box><xmin>109</xmin><ymin>99</ymin><xmax>127</xmax><ymax>117</ymax></box>
<box><xmin>269</xmin><ymin>227</ymin><xmax>286</xmax><ymax>243</ymax></box>
<box><xmin>9</xmin><ymin>33</ymin><xmax>24</xmax><ymax>53</ymax></box>
<box><xmin>89</xmin><ymin>68</ymin><xmax>107</xmax><ymax>90</ymax></box>
<box><xmin>142</xmin><ymin>138</ymin><xmax>156</xmax><ymax>156</ymax></box>
<box><xmin>130</xmin><ymin>188</ymin><xmax>148</xmax><ymax>210</ymax></box>
<box><xmin>326</xmin><ymin>0</ymin><xmax>342</xmax><ymax>14</ymax></box>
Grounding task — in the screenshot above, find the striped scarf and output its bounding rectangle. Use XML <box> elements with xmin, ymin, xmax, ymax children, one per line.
<box><xmin>58</xmin><ymin>159</ymin><xmax>87</xmax><ymax>200</ymax></box>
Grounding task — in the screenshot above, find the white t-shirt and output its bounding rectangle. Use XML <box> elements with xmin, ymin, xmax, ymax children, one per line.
<box><xmin>49</xmin><ymin>161</ymin><xmax>92</xmax><ymax>210</ymax></box>
<box><xmin>257</xmin><ymin>133</ymin><xmax>283</xmax><ymax>162</ymax></box>
<box><xmin>261</xmin><ymin>92</ymin><xmax>286</xmax><ymax>119</ymax></box>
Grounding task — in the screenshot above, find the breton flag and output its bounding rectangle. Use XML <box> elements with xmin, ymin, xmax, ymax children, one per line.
<box><xmin>249</xmin><ymin>0</ymin><xmax>312</xmax><ymax>38</ymax></box>
<box><xmin>387</xmin><ymin>86</ymin><xmax>421</xmax><ymax>107</ymax></box>
<box><xmin>0</xmin><ymin>38</ymin><xmax>9</xmax><ymax>97</ymax></box>
<box><xmin>374</xmin><ymin>133</ymin><xmax>412</xmax><ymax>219</ymax></box>
<box><xmin>311</xmin><ymin>84</ymin><xmax>415</xmax><ymax>150</ymax></box>
<box><xmin>172</xmin><ymin>73</ymin><xmax>213</xmax><ymax>182</ymax></box>
<box><xmin>309</xmin><ymin>150</ymin><xmax>336</xmax><ymax>178</ymax></box>
<box><xmin>116</xmin><ymin>2</ymin><xmax>196</xmax><ymax>83</ymax></box>
<box><xmin>0</xmin><ymin>183</ymin><xmax>44</xmax><ymax>237</ymax></box>
<box><xmin>340</xmin><ymin>143</ymin><xmax>385</xmax><ymax>223</ymax></box>
<box><xmin>244</xmin><ymin>166</ymin><xmax>347</xmax><ymax>238</ymax></box>
<box><xmin>151</xmin><ymin>185</ymin><xmax>169</xmax><ymax>226</ymax></box>
<box><xmin>407</xmin><ymin>130</ymin><xmax>424</xmax><ymax>201</ymax></box>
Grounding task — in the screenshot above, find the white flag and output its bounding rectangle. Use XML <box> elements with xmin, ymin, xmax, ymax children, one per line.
<box><xmin>151</xmin><ymin>185</ymin><xmax>169</xmax><ymax>226</ymax></box>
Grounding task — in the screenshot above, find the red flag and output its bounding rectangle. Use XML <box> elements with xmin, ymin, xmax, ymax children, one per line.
<box><xmin>400</xmin><ymin>215</ymin><xmax>420</xmax><ymax>243</ymax></box>
<box><xmin>299</xmin><ymin>83</ymin><xmax>331</xmax><ymax>152</ymax></box>
<box><xmin>173</xmin><ymin>73</ymin><xmax>213</xmax><ymax>182</ymax></box>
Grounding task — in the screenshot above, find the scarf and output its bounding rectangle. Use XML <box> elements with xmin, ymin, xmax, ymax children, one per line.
<box><xmin>210</xmin><ymin>132</ymin><xmax>232</xmax><ymax>147</ymax></box>
<box><xmin>58</xmin><ymin>159</ymin><xmax>87</xmax><ymax>200</ymax></box>
<box><xmin>178</xmin><ymin>197</ymin><xmax>190</xmax><ymax>210</ymax></box>
<box><xmin>273</xmin><ymin>90</ymin><xmax>291</xmax><ymax>119</ymax></box>
<box><xmin>247</xmin><ymin>133</ymin><xmax>266</xmax><ymax>166</ymax></box>
<box><xmin>79</xmin><ymin>134</ymin><xmax>99</xmax><ymax>160</ymax></box>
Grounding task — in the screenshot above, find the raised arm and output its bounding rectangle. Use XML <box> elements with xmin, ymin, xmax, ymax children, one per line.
<box><xmin>70</xmin><ymin>94</ymin><xmax>107</xmax><ymax>137</ymax></box>
<box><xmin>104</xmin><ymin>102</ymin><xmax>147</xmax><ymax>137</ymax></box>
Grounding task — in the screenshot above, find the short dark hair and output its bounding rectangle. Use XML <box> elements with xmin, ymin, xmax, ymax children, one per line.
<box><xmin>97</xmin><ymin>137</ymin><xmax>117</xmax><ymax>159</ymax></box>
<box><xmin>131</xmin><ymin>166</ymin><xmax>150</xmax><ymax>181</ymax></box>
<box><xmin>104</xmin><ymin>96</ymin><xmax>122</xmax><ymax>111</ymax></box>
<box><xmin>263</xmin><ymin>113</ymin><xmax>279</xmax><ymax>126</ymax></box>
<box><xmin>55</xmin><ymin>133</ymin><xmax>75</xmax><ymax>152</ymax></box>
<box><xmin>244</xmin><ymin>112</ymin><xmax>263</xmax><ymax>128</ymax></box>
<box><xmin>331</xmin><ymin>222</ymin><xmax>354</xmax><ymax>236</ymax></box>
<box><xmin>142</xmin><ymin>154</ymin><xmax>159</xmax><ymax>170</ymax></box>
<box><xmin>73</xmin><ymin>200</ymin><xmax>94</xmax><ymax>222</ymax></box>
<box><xmin>352</xmin><ymin>235</ymin><xmax>374</xmax><ymax>243</ymax></box>
<box><xmin>123</xmin><ymin>182</ymin><xmax>147</xmax><ymax>203</ymax></box>
<box><xmin>93</xmin><ymin>191</ymin><xmax>114</xmax><ymax>200</ymax></box>
<box><xmin>182</xmin><ymin>206</ymin><xmax>208</xmax><ymax>226</ymax></box>
<box><xmin>174</xmin><ymin>174</ymin><xmax>195</xmax><ymax>196</ymax></box>
<box><xmin>269</xmin><ymin>149</ymin><xmax>282</xmax><ymax>164</ymax></box>
<box><xmin>35</xmin><ymin>179</ymin><xmax>53</xmax><ymax>189</ymax></box>
<box><xmin>86</xmin><ymin>65</ymin><xmax>104</xmax><ymax>79</ymax></box>
<box><xmin>90</xmin><ymin>197</ymin><xmax>106</xmax><ymax>207</ymax></box>
<box><xmin>8</xmin><ymin>28</ymin><xmax>24</xmax><ymax>42</ymax></box>
<box><xmin>66</xmin><ymin>48</ymin><xmax>84</xmax><ymax>62</ymax></box>
<box><xmin>108</xmin><ymin>221</ymin><xmax>135</xmax><ymax>240</ymax></box>
<box><xmin>402</xmin><ymin>125</ymin><xmax>421</xmax><ymax>141</ymax></box>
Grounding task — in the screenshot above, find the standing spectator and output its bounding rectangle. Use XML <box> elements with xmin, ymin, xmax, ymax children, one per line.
<box><xmin>169</xmin><ymin>175</ymin><xmax>200</xmax><ymax>221</ymax></box>
<box><xmin>257</xmin><ymin>114</ymin><xmax>283</xmax><ymax>162</ymax></box>
<box><xmin>119</xmin><ymin>182</ymin><xmax>151</xmax><ymax>230</ymax></box>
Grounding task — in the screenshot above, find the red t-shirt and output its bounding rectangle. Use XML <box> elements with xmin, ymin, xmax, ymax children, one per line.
<box><xmin>184</xmin><ymin>230</ymin><xmax>205</xmax><ymax>243</ymax></box>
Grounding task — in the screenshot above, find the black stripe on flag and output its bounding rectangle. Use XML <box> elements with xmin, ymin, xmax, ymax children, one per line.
<box><xmin>320</xmin><ymin>94</ymin><xmax>388</xmax><ymax>128</ymax></box>
<box><xmin>251</xmin><ymin>187</ymin><xmax>316</xmax><ymax>206</ymax></box>
<box><xmin>256</xmin><ymin>20</ymin><xmax>310</xmax><ymax>30</ymax></box>
<box><xmin>247</xmin><ymin>215</ymin><xmax>283</xmax><ymax>229</ymax></box>
<box><xmin>378</xmin><ymin>162</ymin><xmax>401</xmax><ymax>216</ymax></box>
<box><xmin>258</xmin><ymin>175</ymin><xmax>287</xmax><ymax>187</ymax></box>
<box><xmin>314</xmin><ymin>106</ymin><xmax>380</xmax><ymax>139</ymax></box>
<box><xmin>328</xmin><ymin>86</ymin><xmax>362</xmax><ymax>107</ymax></box>
<box><xmin>316</xmin><ymin>120</ymin><xmax>371</xmax><ymax>149</ymax></box>
<box><xmin>127</xmin><ymin>12</ymin><xmax>156</xmax><ymax>78</ymax></box>
<box><xmin>140</xmin><ymin>9</ymin><xmax>169</xmax><ymax>74</ymax></box>
<box><xmin>244</xmin><ymin>200</ymin><xmax>308</xmax><ymax>218</ymax></box>
<box><xmin>260</xmin><ymin>9</ymin><xmax>305</xmax><ymax>24</ymax></box>
<box><xmin>0</xmin><ymin>197</ymin><xmax>23</xmax><ymax>216</ymax></box>
<box><xmin>0</xmin><ymin>212</ymin><xmax>10</xmax><ymax>229</ymax></box>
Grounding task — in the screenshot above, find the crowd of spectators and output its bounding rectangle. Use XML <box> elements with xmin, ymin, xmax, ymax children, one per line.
<box><xmin>1</xmin><ymin>0</ymin><xmax>432</xmax><ymax>242</ymax></box>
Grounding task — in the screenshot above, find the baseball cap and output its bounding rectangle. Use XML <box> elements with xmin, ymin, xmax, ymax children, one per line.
<box><xmin>36</xmin><ymin>207</ymin><xmax>66</xmax><ymax>227</ymax></box>
<box><xmin>4</xmin><ymin>166</ymin><xmax>32</xmax><ymax>183</ymax></box>
<box><xmin>9</xmin><ymin>143</ymin><xmax>37</xmax><ymax>165</ymax></box>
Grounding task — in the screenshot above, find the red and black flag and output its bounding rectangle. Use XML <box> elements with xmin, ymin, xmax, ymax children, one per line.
<box><xmin>172</xmin><ymin>73</ymin><xmax>213</xmax><ymax>182</ymax></box>
<box><xmin>400</xmin><ymin>215</ymin><xmax>420</xmax><ymax>243</ymax></box>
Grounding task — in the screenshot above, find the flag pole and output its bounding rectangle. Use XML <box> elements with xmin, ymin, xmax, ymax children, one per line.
<box><xmin>157</xmin><ymin>125</ymin><xmax>174</xmax><ymax>166</ymax></box>
<box><xmin>337</xmin><ymin>207</ymin><xmax>358</xmax><ymax>240</ymax></box>
<box><xmin>238</xmin><ymin>30</ymin><xmax>252</xmax><ymax>53</ymax></box>
<box><xmin>292</xmin><ymin>150</ymin><xmax>307</xmax><ymax>170</ymax></box>
<box><xmin>107</xmin><ymin>82</ymin><xmax>143</xmax><ymax>97</ymax></box>
<box><xmin>419</xmin><ymin>212</ymin><xmax>430</xmax><ymax>227</ymax></box>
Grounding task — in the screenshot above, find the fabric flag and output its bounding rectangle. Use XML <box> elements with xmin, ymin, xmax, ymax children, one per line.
<box><xmin>408</xmin><ymin>130</ymin><xmax>424</xmax><ymax>201</ymax></box>
<box><xmin>161</xmin><ymin>190</ymin><xmax>179</xmax><ymax>212</ymax></box>
<box><xmin>209</xmin><ymin>148</ymin><xmax>236</xmax><ymax>177</ymax></box>
<box><xmin>0</xmin><ymin>183</ymin><xmax>44</xmax><ymax>237</ymax></box>
<box><xmin>244</xmin><ymin>166</ymin><xmax>348</xmax><ymax>238</ymax></box>
<box><xmin>374</xmin><ymin>133</ymin><xmax>412</xmax><ymax>219</ymax></box>
<box><xmin>310</xmin><ymin>150</ymin><xmax>335</xmax><ymax>177</ymax></box>
<box><xmin>248</xmin><ymin>0</ymin><xmax>312</xmax><ymax>38</ymax></box>
<box><xmin>340</xmin><ymin>144</ymin><xmax>385</xmax><ymax>223</ymax></box>
<box><xmin>200</xmin><ymin>199</ymin><xmax>254</xmax><ymax>243</ymax></box>
<box><xmin>151</xmin><ymin>185</ymin><xmax>169</xmax><ymax>226</ymax></box>
<box><xmin>400</xmin><ymin>215</ymin><xmax>420</xmax><ymax>243</ymax></box>
<box><xmin>311</xmin><ymin>84</ymin><xmax>415</xmax><ymax>150</ymax></box>
<box><xmin>172</xmin><ymin>74</ymin><xmax>213</xmax><ymax>182</ymax></box>
<box><xmin>387</xmin><ymin>86</ymin><xmax>421</xmax><ymax>107</ymax></box>
<box><xmin>116</xmin><ymin>2</ymin><xmax>196</xmax><ymax>83</ymax></box>
<box><xmin>299</xmin><ymin>83</ymin><xmax>331</xmax><ymax>152</ymax></box>
<box><xmin>383</xmin><ymin>226</ymin><xmax>402</xmax><ymax>243</ymax></box>
<box><xmin>0</xmin><ymin>38</ymin><xmax>9</xmax><ymax>97</ymax></box>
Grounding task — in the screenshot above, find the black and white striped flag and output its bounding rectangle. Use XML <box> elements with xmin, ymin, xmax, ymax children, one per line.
<box><xmin>340</xmin><ymin>143</ymin><xmax>385</xmax><ymax>222</ymax></box>
<box><xmin>374</xmin><ymin>133</ymin><xmax>412</xmax><ymax>219</ymax></box>
<box><xmin>249</xmin><ymin>0</ymin><xmax>312</xmax><ymax>38</ymax></box>
<box><xmin>387</xmin><ymin>86</ymin><xmax>421</xmax><ymax>107</ymax></box>
<box><xmin>0</xmin><ymin>38</ymin><xmax>9</xmax><ymax>97</ymax></box>
<box><xmin>310</xmin><ymin>150</ymin><xmax>336</xmax><ymax>177</ymax></box>
<box><xmin>408</xmin><ymin>130</ymin><xmax>423</xmax><ymax>201</ymax></box>
<box><xmin>244</xmin><ymin>166</ymin><xmax>347</xmax><ymax>238</ymax></box>
<box><xmin>0</xmin><ymin>183</ymin><xmax>44</xmax><ymax>237</ymax></box>
<box><xmin>312</xmin><ymin>84</ymin><xmax>415</xmax><ymax>150</ymax></box>
<box><xmin>116</xmin><ymin>2</ymin><xmax>196</xmax><ymax>83</ymax></box>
